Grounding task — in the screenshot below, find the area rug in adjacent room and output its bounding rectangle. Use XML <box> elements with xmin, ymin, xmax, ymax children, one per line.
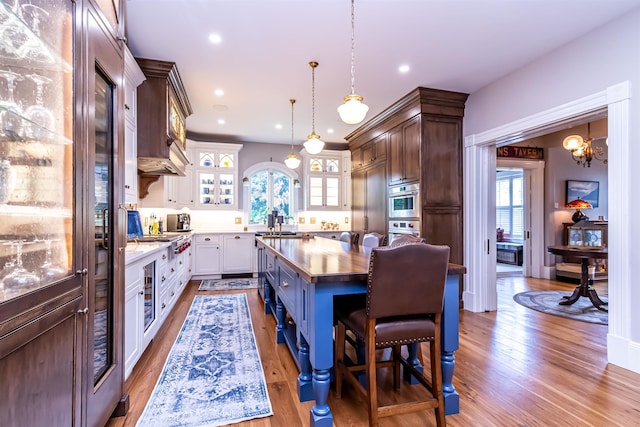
<box><xmin>198</xmin><ymin>278</ymin><xmax>259</xmax><ymax>291</ymax></box>
<box><xmin>136</xmin><ymin>294</ymin><xmax>273</xmax><ymax>427</ymax></box>
<box><xmin>513</xmin><ymin>290</ymin><xmax>608</xmax><ymax>325</ymax></box>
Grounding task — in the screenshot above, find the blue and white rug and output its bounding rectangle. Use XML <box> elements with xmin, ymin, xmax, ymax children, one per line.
<box><xmin>136</xmin><ymin>294</ymin><xmax>273</xmax><ymax>426</ymax></box>
<box><xmin>513</xmin><ymin>290</ymin><xmax>608</xmax><ymax>325</ymax></box>
<box><xmin>198</xmin><ymin>278</ymin><xmax>259</xmax><ymax>291</ymax></box>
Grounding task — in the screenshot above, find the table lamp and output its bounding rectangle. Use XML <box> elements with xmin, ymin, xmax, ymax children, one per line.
<box><xmin>566</xmin><ymin>198</ymin><xmax>592</xmax><ymax>223</ymax></box>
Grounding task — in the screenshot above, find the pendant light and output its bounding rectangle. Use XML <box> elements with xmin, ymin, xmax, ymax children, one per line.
<box><xmin>337</xmin><ymin>0</ymin><xmax>369</xmax><ymax>125</ymax></box>
<box><xmin>284</xmin><ymin>99</ymin><xmax>301</xmax><ymax>169</ymax></box>
<box><xmin>304</xmin><ymin>61</ymin><xmax>324</xmax><ymax>155</ymax></box>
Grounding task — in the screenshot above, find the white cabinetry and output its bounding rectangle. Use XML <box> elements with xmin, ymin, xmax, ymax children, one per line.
<box><xmin>165</xmin><ymin>146</ymin><xmax>195</xmax><ymax>208</ymax></box>
<box><xmin>194</xmin><ymin>234</ymin><xmax>222</xmax><ymax>276</ymax></box>
<box><xmin>304</xmin><ymin>150</ymin><xmax>346</xmax><ymax>210</ymax></box>
<box><xmin>193</xmin><ymin>142</ymin><xmax>243</xmax><ymax>209</ymax></box>
<box><xmin>222</xmin><ymin>234</ymin><xmax>253</xmax><ymax>273</ymax></box>
<box><xmin>123</xmin><ymin>47</ymin><xmax>145</xmax><ymax>204</ymax></box>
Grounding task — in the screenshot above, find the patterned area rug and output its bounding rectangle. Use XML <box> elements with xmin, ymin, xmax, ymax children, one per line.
<box><xmin>513</xmin><ymin>290</ymin><xmax>608</xmax><ymax>325</ymax></box>
<box><xmin>136</xmin><ymin>294</ymin><xmax>273</xmax><ymax>426</ymax></box>
<box><xmin>198</xmin><ymin>278</ymin><xmax>259</xmax><ymax>291</ymax></box>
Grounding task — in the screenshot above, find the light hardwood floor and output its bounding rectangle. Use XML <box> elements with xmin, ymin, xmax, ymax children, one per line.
<box><xmin>106</xmin><ymin>276</ymin><xmax>640</xmax><ymax>427</ymax></box>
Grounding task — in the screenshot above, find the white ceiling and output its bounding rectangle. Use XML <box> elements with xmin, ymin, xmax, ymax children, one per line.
<box><xmin>125</xmin><ymin>0</ymin><xmax>640</xmax><ymax>147</ymax></box>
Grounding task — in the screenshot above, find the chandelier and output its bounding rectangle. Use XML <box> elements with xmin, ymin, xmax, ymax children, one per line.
<box><xmin>284</xmin><ymin>99</ymin><xmax>301</xmax><ymax>169</ymax></box>
<box><xmin>337</xmin><ymin>0</ymin><xmax>369</xmax><ymax>125</ymax></box>
<box><xmin>562</xmin><ymin>122</ymin><xmax>607</xmax><ymax>167</ymax></box>
<box><xmin>304</xmin><ymin>61</ymin><xmax>324</xmax><ymax>155</ymax></box>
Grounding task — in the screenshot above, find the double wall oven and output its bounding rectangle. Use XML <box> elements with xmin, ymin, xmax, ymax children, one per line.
<box><xmin>388</xmin><ymin>183</ymin><xmax>421</xmax><ymax>244</ymax></box>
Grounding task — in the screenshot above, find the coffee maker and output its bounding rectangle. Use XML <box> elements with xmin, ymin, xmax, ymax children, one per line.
<box><xmin>166</xmin><ymin>213</ymin><xmax>191</xmax><ymax>231</ymax></box>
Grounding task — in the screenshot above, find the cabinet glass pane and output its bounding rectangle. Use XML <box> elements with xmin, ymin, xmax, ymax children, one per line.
<box><xmin>199</xmin><ymin>172</ymin><xmax>214</xmax><ymax>204</ymax></box>
<box><xmin>309</xmin><ymin>158</ymin><xmax>322</xmax><ymax>172</ymax></box>
<box><xmin>0</xmin><ymin>0</ymin><xmax>74</xmax><ymax>303</ymax></box>
<box><xmin>199</xmin><ymin>153</ymin><xmax>214</xmax><ymax>168</ymax></box>
<box><xmin>309</xmin><ymin>176</ymin><xmax>323</xmax><ymax>206</ymax></box>
<box><xmin>219</xmin><ymin>173</ymin><xmax>233</xmax><ymax>205</ymax></box>
<box><xmin>326</xmin><ymin>177</ymin><xmax>339</xmax><ymax>206</ymax></box>
<box><xmin>219</xmin><ymin>153</ymin><xmax>234</xmax><ymax>168</ymax></box>
<box><xmin>326</xmin><ymin>159</ymin><xmax>339</xmax><ymax>173</ymax></box>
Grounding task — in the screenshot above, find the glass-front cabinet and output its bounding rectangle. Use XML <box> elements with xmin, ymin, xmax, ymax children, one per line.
<box><xmin>0</xmin><ymin>0</ymin><xmax>75</xmax><ymax>302</ymax></box>
<box><xmin>304</xmin><ymin>152</ymin><xmax>342</xmax><ymax>210</ymax></box>
<box><xmin>194</xmin><ymin>142</ymin><xmax>242</xmax><ymax>209</ymax></box>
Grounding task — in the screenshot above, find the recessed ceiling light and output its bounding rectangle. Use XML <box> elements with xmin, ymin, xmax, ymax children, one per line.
<box><xmin>217</xmin><ymin>119</ymin><xmax>225</xmax><ymax>125</ymax></box>
<box><xmin>214</xmin><ymin>89</ymin><xmax>224</xmax><ymax>96</ymax></box>
<box><xmin>327</xmin><ymin>128</ymin><xmax>335</xmax><ymax>134</ymax></box>
<box><xmin>209</xmin><ymin>34</ymin><xmax>222</xmax><ymax>44</ymax></box>
<box><xmin>398</xmin><ymin>64</ymin><xmax>410</xmax><ymax>73</ymax></box>
<box><xmin>275</xmin><ymin>124</ymin><xmax>283</xmax><ymax>130</ymax></box>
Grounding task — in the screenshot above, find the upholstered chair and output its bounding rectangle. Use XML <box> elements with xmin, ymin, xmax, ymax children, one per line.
<box><xmin>361</xmin><ymin>232</ymin><xmax>387</xmax><ymax>248</ymax></box>
<box><xmin>334</xmin><ymin>243</ymin><xmax>450</xmax><ymax>426</ymax></box>
<box><xmin>339</xmin><ymin>231</ymin><xmax>359</xmax><ymax>245</ymax></box>
<box><xmin>389</xmin><ymin>234</ymin><xmax>426</xmax><ymax>247</ymax></box>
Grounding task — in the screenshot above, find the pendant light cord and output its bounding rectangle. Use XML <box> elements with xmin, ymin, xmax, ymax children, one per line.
<box><xmin>350</xmin><ymin>0</ymin><xmax>356</xmax><ymax>96</ymax></box>
<box><xmin>290</xmin><ymin>99</ymin><xmax>295</xmax><ymax>150</ymax></box>
<box><xmin>309</xmin><ymin>61</ymin><xmax>318</xmax><ymax>135</ymax></box>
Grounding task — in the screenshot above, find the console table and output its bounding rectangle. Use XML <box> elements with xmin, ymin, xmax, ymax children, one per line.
<box><xmin>256</xmin><ymin>236</ymin><xmax>466</xmax><ymax>426</ymax></box>
<box><xmin>547</xmin><ymin>245</ymin><xmax>608</xmax><ymax>311</ymax></box>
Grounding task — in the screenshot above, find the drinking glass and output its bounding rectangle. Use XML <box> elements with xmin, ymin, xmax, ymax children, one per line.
<box><xmin>38</xmin><ymin>239</ymin><xmax>66</xmax><ymax>283</ymax></box>
<box><xmin>1</xmin><ymin>240</ymin><xmax>40</xmax><ymax>298</ymax></box>
<box><xmin>24</xmin><ymin>73</ymin><xmax>54</xmax><ymax>139</ymax></box>
<box><xmin>0</xmin><ymin>69</ymin><xmax>24</xmax><ymax>139</ymax></box>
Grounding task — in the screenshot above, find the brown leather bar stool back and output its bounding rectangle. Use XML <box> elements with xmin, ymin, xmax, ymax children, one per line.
<box><xmin>334</xmin><ymin>243</ymin><xmax>450</xmax><ymax>426</ymax></box>
<box><xmin>362</xmin><ymin>232</ymin><xmax>387</xmax><ymax>248</ymax></box>
<box><xmin>389</xmin><ymin>234</ymin><xmax>426</xmax><ymax>247</ymax></box>
<box><xmin>339</xmin><ymin>231</ymin><xmax>359</xmax><ymax>245</ymax></box>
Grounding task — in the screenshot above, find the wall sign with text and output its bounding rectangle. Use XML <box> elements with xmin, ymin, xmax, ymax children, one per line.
<box><xmin>497</xmin><ymin>146</ymin><xmax>543</xmax><ymax>160</ymax></box>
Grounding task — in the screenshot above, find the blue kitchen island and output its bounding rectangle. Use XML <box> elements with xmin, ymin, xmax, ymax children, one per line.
<box><xmin>255</xmin><ymin>236</ymin><xmax>466</xmax><ymax>426</ymax></box>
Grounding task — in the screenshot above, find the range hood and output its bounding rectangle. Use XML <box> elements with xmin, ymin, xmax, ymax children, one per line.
<box><xmin>135</xmin><ymin>57</ymin><xmax>193</xmax><ymax>177</ymax></box>
<box><xmin>138</xmin><ymin>141</ymin><xmax>189</xmax><ymax>176</ymax></box>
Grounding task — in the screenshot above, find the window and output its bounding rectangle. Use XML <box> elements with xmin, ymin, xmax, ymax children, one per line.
<box><xmin>246</xmin><ymin>163</ymin><xmax>295</xmax><ymax>225</ymax></box>
<box><xmin>496</xmin><ymin>170</ymin><xmax>523</xmax><ymax>241</ymax></box>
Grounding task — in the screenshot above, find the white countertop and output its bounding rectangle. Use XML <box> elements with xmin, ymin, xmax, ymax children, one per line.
<box><xmin>125</xmin><ymin>241</ymin><xmax>171</xmax><ymax>265</ymax></box>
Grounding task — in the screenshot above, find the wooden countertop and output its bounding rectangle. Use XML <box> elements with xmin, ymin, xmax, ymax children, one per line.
<box><xmin>256</xmin><ymin>236</ymin><xmax>466</xmax><ymax>284</ymax></box>
<box><xmin>547</xmin><ymin>245</ymin><xmax>608</xmax><ymax>258</ymax></box>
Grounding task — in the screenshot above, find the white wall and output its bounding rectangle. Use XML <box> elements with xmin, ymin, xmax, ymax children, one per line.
<box><xmin>464</xmin><ymin>7</ymin><xmax>640</xmax><ymax>373</ymax></box>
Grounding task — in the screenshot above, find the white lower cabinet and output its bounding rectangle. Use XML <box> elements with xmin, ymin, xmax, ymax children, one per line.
<box><xmin>194</xmin><ymin>234</ymin><xmax>221</xmax><ymax>276</ymax></box>
<box><xmin>222</xmin><ymin>234</ymin><xmax>253</xmax><ymax>273</ymax></box>
<box><xmin>124</xmin><ymin>244</ymin><xmax>193</xmax><ymax>379</ymax></box>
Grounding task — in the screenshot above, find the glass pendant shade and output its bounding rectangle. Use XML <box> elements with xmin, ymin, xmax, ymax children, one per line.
<box><xmin>285</xmin><ymin>153</ymin><xmax>301</xmax><ymax>169</ymax></box>
<box><xmin>338</xmin><ymin>94</ymin><xmax>369</xmax><ymax>124</ymax></box>
<box><xmin>304</xmin><ymin>133</ymin><xmax>324</xmax><ymax>155</ymax></box>
<box><xmin>563</xmin><ymin>134</ymin><xmax>584</xmax><ymax>151</ymax></box>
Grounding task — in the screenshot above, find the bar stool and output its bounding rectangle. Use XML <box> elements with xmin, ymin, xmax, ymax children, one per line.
<box><xmin>334</xmin><ymin>243</ymin><xmax>450</xmax><ymax>426</ymax></box>
<box><xmin>362</xmin><ymin>232</ymin><xmax>387</xmax><ymax>248</ymax></box>
<box><xmin>339</xmin><ymin>231</ymin><xmax>359</xmax><ymax>245</ymax></box>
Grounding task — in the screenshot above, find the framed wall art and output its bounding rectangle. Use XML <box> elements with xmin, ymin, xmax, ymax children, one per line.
<box><xmin>566</xmin><ymin>180</ymin><xmax>599</xmax><ymax>208</ymax></box>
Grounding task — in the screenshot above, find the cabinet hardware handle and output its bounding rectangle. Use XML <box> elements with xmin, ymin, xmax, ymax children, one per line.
<box><xmin>78</xmin><ymin>308</ymin><xmax>88</xmax><ymax>315</ymax></box>
<box><xmin>234</xmin><ymin>235</ymin><xmax>240</xmax><ymax>239</ymax></box>
<box><xmin>124</xmin><ymin>103</ymin><xmax>130</xmax><ymax>110</ymax></box>
<box><xmin>138</xmin><ymin>290</ymin><xmax>144</xmax><ymax>295</ymax></box>
<box><xmin>76</xmin><ymin>268</ymin><xmax>88</xmax><ymax>275</ymax></box>
<box><xmin>162</xmin><ymin>254</ymin><xmax>167</xmax><ymax>260</ymax></box>
<box><xmin>179</xmin><ymin>261</ymin><xmax>182</xmax><ymax>265</ymax></box>
<box><xmin>171</xmin><ymin>268</ymin><xmax>175</xmax><ymax>272</ymax></box>
<box><xmin>205</xmin><ymin>237</ymin><xmax>211</xmax><ymax>241</ymax></box>
<box><xmin>162</xmin><ymin>303</ymin><xmax>166</xmax><ymax>309</ymax></box>
<box><xmin>171</xmin><ymin>291</ymin><xmax>175</xmax><ymax>296</ymax></box>
<box><xmin>282</xmin><ymin>280</ymin><xmax>288</xmax><ymax>287</ymax></box>
<box><xmin>162</xmin><ymin>275</ymin><xmax>166</xmax><ymax>282</ymax></box>
<box><xmin>267</xmin><ymin>263</ymin><xmax>272</xmax><ymax>268</ymax></box>
<box><xmin>124</xmin><ymin>185</ymin><xmax>130</xmax><ymax>189</ymax></box>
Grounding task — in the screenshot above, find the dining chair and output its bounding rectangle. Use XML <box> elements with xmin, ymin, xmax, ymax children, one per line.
<box><xmin>361</xmin><ymin>232</ymin><xmax>387</xmax><ymax>248</ymax></box>
<box><xmin>339</xmin><ymin>231</ymin><xmax>359</xmax><ymax>245</ymax></box>
<box><xmin>334</xmin><ymin>243</ymin><xmax>450</xmax><ymax>426</ymax></box>
<box><xmin>389</xmin><ymin>234</ymin><xmax>426</xmax><ymax>247</ymax></box>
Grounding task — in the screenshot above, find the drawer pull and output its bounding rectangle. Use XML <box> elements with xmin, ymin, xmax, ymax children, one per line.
<box><xmin>162</xmin><ymin>303</ymin><xmax>166</xmax><ymax>309</ymax></box>
<box><xmin>282</xmin><ymin>280</ymin><xmax>288</xmax><ymax>287</ymax></box>
<box><xmin>171</xmin><ymin>267</ymin><xmax>175</xmax><ymax>272</ymax></box>
<box><xmin>234</xmin><ymin>235</ymin><xmax>240</xmax><ymax>239</ymax></box>
<box><xmin>162</xmin><ymin>254</ymin><xmax>167</xmax><ymax>260</ymax></box>
<box><xmin>162</xmin><ymin>275</ymin><xmax>166</xmax><ymax>282</ymax></box>
<box><xmin>171</xmin><ymin>291</ymin><xmax>175</xmax><ymax>296</ymax></box>
<box><xmin>204</xmin><ymin>237</ymin><xmax>211</xmax><ymax>241</ymax></box>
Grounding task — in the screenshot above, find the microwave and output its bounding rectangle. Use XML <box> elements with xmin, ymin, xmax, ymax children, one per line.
<box><xmin>167</xmin><ymin>213</ymin><xmax>191</xmax><ymax>231</ymax></box>
<box><xmin>388</xmin><ymin>183</ymin><xmax>420</xmax><ymax>219</ymax></box>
